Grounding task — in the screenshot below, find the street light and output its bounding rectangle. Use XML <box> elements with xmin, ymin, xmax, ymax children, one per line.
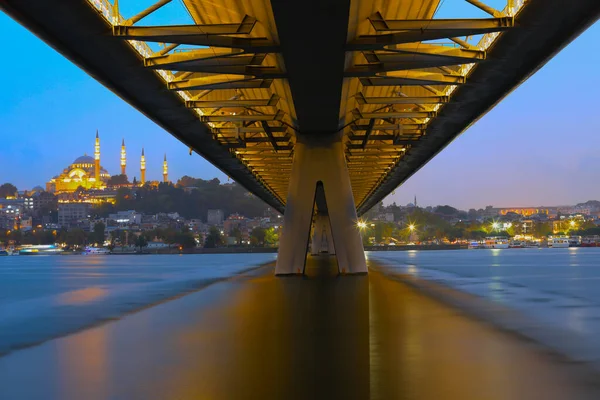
<box><xmin>570</xmin><ymin>220</ymin><xmax>576</xmax><ymax>227</ymax></box>
<box><xmin>357</xmin><ymin>221</ymin><xmax>367</xmax><ymax>229</ymax></box>
<box><xmin>492</xmin><ymin>222</ymin><xmax>499</xmax><ymax>231</ymax></box>
<box><xmin>408</xmin><ymin>224</ymin><xmax>415</xmax><ymax>231</ymax></box>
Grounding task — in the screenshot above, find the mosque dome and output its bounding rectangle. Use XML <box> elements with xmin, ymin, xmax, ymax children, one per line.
<box><xmin>73</xmin><ymin>155</ymin><xmax>95</xmax><ymax>164</ymax></box>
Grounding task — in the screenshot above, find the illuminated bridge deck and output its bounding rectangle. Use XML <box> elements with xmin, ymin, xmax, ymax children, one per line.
<box><xmin>1</xmin><ymin>258</ymin><xmax>599</xmax><ymax>400</ymax></box>
<box><xmin>3</xmin><ymin>1</ymin><xmax>599</xmax><ymax>215</ymax></box>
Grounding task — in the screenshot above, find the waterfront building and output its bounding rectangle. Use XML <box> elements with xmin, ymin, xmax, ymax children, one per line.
<box><xmin>207</xmin><ymin>209</ymin><xmax>224</xmax><ymax>226</ymax></box>
<box><xmin>58</xmin><ymin>203</ymin><xmax>91</xmax><ymax>227</ymax></box>
<box><xmin>108</xmin><ymin>210</ymin><xmax>142</xmax><ymax>225</ymax></box>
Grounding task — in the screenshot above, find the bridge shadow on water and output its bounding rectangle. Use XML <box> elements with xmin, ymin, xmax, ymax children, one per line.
<box><xmin>1</xmin><ymin>256</ymin><xmax>599</xmax><ymax>399</ymax></box>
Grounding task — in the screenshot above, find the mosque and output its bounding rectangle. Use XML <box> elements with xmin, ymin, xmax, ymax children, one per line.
<box><xmin>46</xmin><ymin>131</ymin><xmax>169</xmax><ymax>193</ymax></box>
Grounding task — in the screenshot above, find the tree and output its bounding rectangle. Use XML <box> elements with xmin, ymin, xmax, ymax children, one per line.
<box><xmin>435</xmin><ymin>205</ymin><xmax>456</xmax><ymax>215</ymax></box>
<box><xmin>66</xmin><ymin>229</ymin><xmax>87</xmax><ymax>247</ymax></box>
<box><xmin>250</xmin><ymin>227</ymin><xmax>266</xmax><ymax>246</ymax></box>
<box><xmin>176</xmin><ymin>232</ymin><xmax>196</xmax><ymax>249</ymax></box>
<box><xmin>0</xmin><ymin>183</ymin><xmax>17</xmax><ymax>198</ymax></box>
<box><xmin>135</xmin><ymin>234</ymin><xmax>148</xmax><ymax>251</ymax></box>
<box><xmin>231</xmin><ymin>226</ymin><xmax>243</xmax><ymax>245</ymax></box>
<box><xmin>204</xmin><ymin>226</ymin><xmax>223</xmax><ymax>248</ymax></box>
<box><xmin>107</xmin><ymin>174</ymin><xmax>130</xmax><ymax>186</ymax></box>
<box><xmin>90</xmin><ymin>222</ymin><xmax>106</xmax><ymax>245</ymax></box>
<box><xmin>264</xmin><ymin>227</ymin><xmax>279</xmax><ymax>247</ymax></box>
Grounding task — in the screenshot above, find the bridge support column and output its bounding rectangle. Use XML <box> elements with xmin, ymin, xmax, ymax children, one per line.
<box><xmin>275</xmin><ymin>135</ymin><xmax>367</xmax><ymax>275</ymax></box>
<box><xmin>311</xmin><ymin>213</ymin><xmax>335</xmax><ymax>255</ymax></box>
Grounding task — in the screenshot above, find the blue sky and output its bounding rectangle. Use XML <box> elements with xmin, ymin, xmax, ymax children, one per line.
<box><xmin>0</xmin><ymin>4</ymin><xmax>598</xmax><ymax>209</ymax></box>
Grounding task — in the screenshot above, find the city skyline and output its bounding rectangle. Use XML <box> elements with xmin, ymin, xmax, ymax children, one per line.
<box><xmin>1</xmin><ymin>11</ymin><xmax>599</xmax><ymax>210</ymax></box>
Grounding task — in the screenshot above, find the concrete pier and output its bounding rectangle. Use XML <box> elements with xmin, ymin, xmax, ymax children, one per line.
<box><xmin>0</xmin><ymin>257</ymin><xmax>599</xmax><ymax>399</ymax></box>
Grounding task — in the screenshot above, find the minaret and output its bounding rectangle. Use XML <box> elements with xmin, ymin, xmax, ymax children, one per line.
<box><xmin>140</xmin><ymin>148</ymin><xmax>146</xmax><ymax>185</ymax></box>
<box><xmin>120</xmin><ymin>138</ymin><xmax>126</xmax><ymax>176</ymax></box>
<box><xmin>163</xmin><ymin>153</ymin><xmax>168</xmax><ymax>183</ymax></box>
<box><xmin>94</xmin><ymin>130</ymin><xmax>100</xmax><ymax>182</ymax></box>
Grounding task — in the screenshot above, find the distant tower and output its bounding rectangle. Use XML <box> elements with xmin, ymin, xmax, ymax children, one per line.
<box><xmin>414</xmin><ymin>195</ymin><xmax>417</xmax><ymax>208</ymax></box>
<box><xmin>120</xmin><ymin>138</ymin><xmax>126</xmax><ymax>176</ymax></box>
<box><xmin>163</xmin><ymin>153</ymin><xmax>168</xmax><ymax>183</ymax></box>
<box><xmin>94</xmin><ymin>130</ymin><xmax>100</xmax><ymax>182</ymax></box>
<box><xmin>140</xmin><ymin>148</ymin><xmax>146</xmax><ymax>185</ymax></box>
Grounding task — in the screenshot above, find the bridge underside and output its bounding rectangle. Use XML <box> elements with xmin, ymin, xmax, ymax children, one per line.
<box><xmin>2</xmin><ymin>0</ymin><xmax>599</xmax><ymax>274</ymax></box>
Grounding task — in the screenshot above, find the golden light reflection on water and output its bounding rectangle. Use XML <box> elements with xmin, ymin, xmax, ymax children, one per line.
<box><xmin>56</xmin><ymin>287</ymin><xmax>108</xmax><ymax>305</ymax></box>
<box><xmin>56</xmin><ymin>324</ymin><xmax>108</xmax><ymax>399</ymax></box>
<box><xmin>18</xmin><ymin>258</ymin><xmax>598</xmax><ymax>400</ymax></box>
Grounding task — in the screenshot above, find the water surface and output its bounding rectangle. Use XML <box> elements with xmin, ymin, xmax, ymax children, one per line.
<box><xmin>370</xmin><ymin>248</ymin><xmax>600</xmax><ymax>351</ymax></box>
<box><xmin>0</xmin><ymin>253</ymin><xmax>276</xmax><ymax>355</ymax></box>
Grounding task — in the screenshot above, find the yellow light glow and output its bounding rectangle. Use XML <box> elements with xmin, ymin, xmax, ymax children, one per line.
<box><xmin>357</xmin><ymin>221</ymin><xmax>367</xmax><ymax>229</ymax></box>
<box><xmin>409</xmin><ymin>224</ymin><xmax>415</xmax><ymax>231</ymax></box>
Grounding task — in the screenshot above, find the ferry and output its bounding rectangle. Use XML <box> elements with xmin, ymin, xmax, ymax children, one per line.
<box><xmin>19</xmin><ymin>245</ymin><xmax>63</xmax><ymax>255</ymax></box>
<box><xmin>569</xmin><ymin>236</ymin><xmax>582</xmax><ymax>247</ymax></box>
<box><xmin>83</xmin><ymin>247</ymin><xmax>110</xmax><ymax>255</ymax></box>
<box><xmin>484</xmin><ymin>237</ymin><xmax>509</xmax><ymax>249</ymax></box>
<box><xmin>581</xmin><ymin>236</ymin><xmax>600</xmax><ymax>247</ymax></box>
<box><xmin>548</xmin><ymin>236</ymin><xmax>570</xmax><ymax>248</ymax></box>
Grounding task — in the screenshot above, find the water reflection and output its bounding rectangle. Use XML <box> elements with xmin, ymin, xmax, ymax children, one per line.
<box><xmin>1</xmin><ymin>256</ymin><xmax>598</xmax><ymax>399</ymax></box>
<box><xmin>56</xmin><ymin>287</ymin><xmax>108</xmax><ymax>305</ymax></box>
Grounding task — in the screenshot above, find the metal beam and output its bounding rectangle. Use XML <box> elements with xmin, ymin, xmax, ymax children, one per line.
<box><xmin>361</xmin><ymin>119</ymin><xmax>375</xmax><ymax>149</ymax></box>
<box><xmin>359</xmin><ymin>71</ymin><xmax>465</xmax><ymax>86</ymax></box>
<box><xmin>348</xmin><ymin>144</ymin><xmax>412</xmax><ymax>150</ymax></box>
<box><xmin>261</xmin><ymin>121</ymin><xmax>281</xmax><ymax>151</ymax></box>
<box><xmin>347</xmin><ymin>47</ymin><xmax>486</xmax><ymax>76</ymax></box>
<box><xmin>465</xmin><ymin>0</ymin><xmax>503</xmax><ymax>18</ymax></box>
<box><xmin>200</xmin><ymin>110</ymin><xmax>284</xmax><ymax>122</ymax></box>
<box><xmin>187</xmin><ymin>94</ymin><xmax>280</xmax><ymax>108</ymax></box>
<box><xmin>124</xmin><ymin>0</ymin><xmax>173</xmax><ymax>26</ymax></box>
<box><xmin>353</xmin><ymin>109</ymin><xmax>435</xmax><ymax>119</ymax></box>
<box><xmin>349</xmin><ymin>134</ymin><xmax>420</xmax><ymax>141</ymax></box>
<box><xmin>349</xmin><ymin>15</ymin><xmax>512</xmax><ymax>51</ymax></box>
<box><xmin>145</xmin><ymin>51</ymin><xmax>263</xmax><ymax>69</ymax></box>
<box><xmin>168</xmin><ymin>78</ymin><xmax>273</xmax><ymax>91</ymax></box>
<box><xmin>351</xmin><ymin>123</ymin><xmax>425</xmax><ymax>131</ymax></box>
<box><xmin>356</xmin><ymin>92</ymin><xmax>448</xmax><ymax>105</ymax></box>
<box><xmin>212</xmin><ymin>126</ymin><xmax>287</xmax><ymax>134</ymax></box>
<box><xmin>113</xmin><ymin>22</ymin><xmax>278</xmax><ymax>52</ymax></box>
<box><xmin>146</xmin><ymin>50</ymin><xmax>284</xmax><ymax>76</ymax></box>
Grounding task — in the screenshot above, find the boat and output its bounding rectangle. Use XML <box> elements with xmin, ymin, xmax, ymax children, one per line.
<box><xmin>581</xmin><ymin>236</ymin><xmax>600</xmax><ymax>247</ymax></box>
<box><xmin>484</xmin><ymin>237</ymin><xmax>509</xmax><ymax>249</ymax></box>
<box><xmin>0</xmin><ymin>250</ymin><xmax>8</xmax><ymax>256</ymax></box>
<box><xmin>548</xmin><ymin>236</ymin><xmax>570</xmax><ymax>248</ymax></box>
<box><xmin>83</xmin><ymin>247</ymin><xmax>111</xmax><ymax>255</ymax></box>
<box><xmin>468</xmin><ymin>241</ymin><xmax>482</xmax><ymax>249</ymax></box>
<box><xmin>509</xmin><ymin>240</ymin><xmax>525</xmax><ymax>248</ymax></box>
<box><xmin>569</xmin><ymin>236</ymin><xmax>582</xmax><ymax>247</ymax></box>
<box><xmin>525</xmin><ymin>240</ymin><xmax>540</xmax><ymax>248</ymax></box>
<box><xmin>19</xmin><ymin>245</ymin><xmax>63</xmax><ymax>255</ymax></box>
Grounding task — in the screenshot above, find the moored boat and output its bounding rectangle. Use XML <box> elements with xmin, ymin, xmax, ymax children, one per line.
<box><xmin>581</xmin><ymin>236</ymin><xmax>600</xmax><ymax>247</ymax></box>
<box><xmin>83</xmin><ymin>247</ymin><xmax>110</xmax><ymax>255</ymax></box>
<box><xmin>548</xmin><ymin>236</ymin><xmax>570</xmax><ymax>248</ymax></box>
<box><xmin>484</xmin><ymin>237</ymin><xmax>509</xmax><ymax>249</ymax></box>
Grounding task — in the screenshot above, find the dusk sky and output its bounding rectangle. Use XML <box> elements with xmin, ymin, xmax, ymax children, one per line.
<box><xmin>0</xmin><ymin>5</ymin><xmax>598</xmax><ymax>210</ymax></box>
